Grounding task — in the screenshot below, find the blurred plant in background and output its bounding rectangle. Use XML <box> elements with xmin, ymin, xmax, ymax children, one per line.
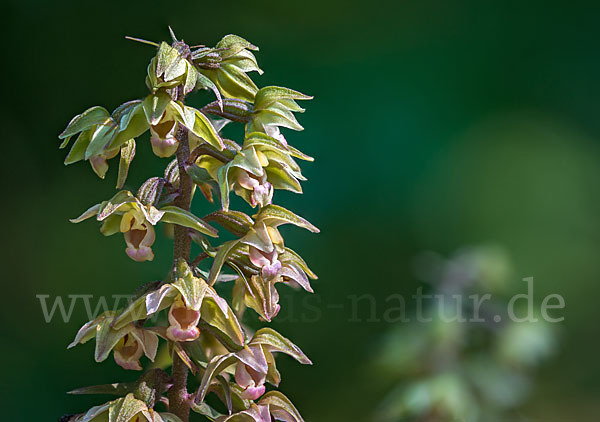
<box><xmin>58</xmin><ymin>28</ymin><xmax>318</xmax><ymax>422</ymax></box>
<box><xmin>372</xmin><ymin>245</ymin><xmax>558</xmax><ymax>422</ymax></box>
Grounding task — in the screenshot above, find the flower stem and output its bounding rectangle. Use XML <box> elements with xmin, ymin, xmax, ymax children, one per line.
<box><xmin>169</xmin><ymin>85</ymin><xmax>193</xmax><ymax>422</ymax></box>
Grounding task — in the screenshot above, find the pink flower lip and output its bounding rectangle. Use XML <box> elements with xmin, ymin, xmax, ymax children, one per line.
<box><xmin>166</xmin><ymin>299</ymin><xmax>201</xmax><ymax>342</ymax></box>
<box><xmin>240</xmin><ymin>384</ymin><xmax>266</xmax><ymax>400</ymax></box>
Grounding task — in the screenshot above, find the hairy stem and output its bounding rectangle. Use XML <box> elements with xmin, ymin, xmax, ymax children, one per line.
<box><xmin>169</xmin><ymin>86</ymin><xmax>193</xmax><ymax>422</ymax></box>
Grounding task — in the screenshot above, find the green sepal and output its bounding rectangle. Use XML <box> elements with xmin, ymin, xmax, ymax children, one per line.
<box><xmin>254</xmin><ymin>205</ymin><xmax>319</xmax><ymax>233</ymax></box>
<box><xmin>99</xmin><ymin>214</ymin><xmax>122</xmax><ymax>236</ymax></box>
<box><xmin>108</xmin><ymin>103</ymin><xmax>150</xmax><ymax>150</ymax></box>
<box><xmin>207</xmin><ymin>239</ymin><xmax>241</xmax><ymax>286</ymax></box>
<box><xmin>249</xmin><ymin>328</ymin><xmax>312</xmax><ymax>365</ymax></box>
<box><xmin>191</xmin><ymin>402</ymin><xmax>223</xmax><ymax>420</ymax></box>
<box><xmin>59</xmin><ymin>106</ymin><xmax>110</xmax><ymax>140</ymax></box>
<box><xmin>116</xmin><ymin>139</ymin><xmax>136</xmax><ymax>189</ymax></box>
<box><xmin>108</xmin><ymin>394</ymin><xmax>148</xmax><ymax>422</ymax></box>
<box><xmin>70</xmin><ymin>203</ymin><xmax>101</xmax><ymax>223</ymax></box>
<box><xmin>85</xmin><ymin>120</ymin><xmax>118</xmax><ymax>160</ymax></box>
<box><xmin>200</xmin><ymin>292</ymin><xmax>246</xmax><ymax>349</ymax></box>
<box><xmin>180</xmin><ymin>106</ymin><xmax>224</xmax><ymax>150</ymax></box>
<box><xmin>173</xmin><ymin>259</ymin><xmax>208</xmax><ymax>311</ymax></box>
<box><xmin>259</xmin><ymin>391</ymin><xmax>305</xmax><ymax>422</ymax></box>
<box><xmin>142</xmin><ymin>91</ymin><xmax>172</xmax><ymax>125</ymax></box>
<box><xmin>196</xmin><ymin>353</ymin><xmax>239</xmax><ymax>403</ymax></box>
<box><xmin>254</xmin><ymin>86</ymin><xmax>312</xmax><ymax>111</ymax></box>
<box><xmin>64</xmin><ymin>129</ymin><xmax>93</xmax><ymax>164</ymax></box>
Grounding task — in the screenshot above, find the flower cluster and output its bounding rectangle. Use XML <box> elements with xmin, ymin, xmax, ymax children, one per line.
<box><xmin>60</xmin><ymin>30</ymin><xmax>317</xmax><ymax>422</ymax></box>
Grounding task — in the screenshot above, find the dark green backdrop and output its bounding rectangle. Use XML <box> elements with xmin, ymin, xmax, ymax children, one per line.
<box><xmin>3</xmin><ymin>0</ymin><xmax>600</xmax><ymax>420</ymax></box>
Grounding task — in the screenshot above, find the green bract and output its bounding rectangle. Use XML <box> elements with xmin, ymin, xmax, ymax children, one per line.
<box><xmin>60</xmin><ymin>29</ymin><xmax>316</xmax><ymax>422</ymax></box>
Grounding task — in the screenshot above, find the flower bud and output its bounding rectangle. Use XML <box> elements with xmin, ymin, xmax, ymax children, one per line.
<box><xmin>150</xmin><ymin>119</ymin><xmax>179</xmax><ymax>158</ymax></box>
<box><xmin>166</xmin><ymin>297</ymin><xmax>201</xmax><ymax>342</ymax></box>
<box><xmin>248</xmin><ymin>225</ymin><xmax>285</xmax><ymax>279</ymax></box>
<box><xmin>236</xmin><ymin>169</ymin><xmax>274</xmax><ymax>208</ymax></box>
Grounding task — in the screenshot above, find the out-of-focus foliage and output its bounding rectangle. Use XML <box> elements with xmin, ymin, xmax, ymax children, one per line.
<box><xmin>373</xmin><ymin>246</ymin><xmax>558</xmax><ymax>422</ymax></box>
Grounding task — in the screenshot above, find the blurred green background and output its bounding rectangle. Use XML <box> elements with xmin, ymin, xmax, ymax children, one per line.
<box><xmin>3</xmin><ymin>0</ymin><xmax>600</xmax><ymax>420</ymax></box>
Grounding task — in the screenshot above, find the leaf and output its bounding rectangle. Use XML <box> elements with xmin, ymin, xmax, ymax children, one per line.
<box><xmin>60</xmin><ymin>106</ymin><xmax>110</xmax><ymax>140</ymax></box>
<box><xmin>254</xmin><ymin>86</ymin><xmax>312</xmax><ymax>111</ymax></box>
<box><xmin>108</xmin><ymin>394</ymin><xmax>147</xmax><ymax>422</ymax></box>
<box><xmin>254</xmin><ymin>205</ymin><xmax>319</xmax><ymax>233</ymax></box>
<box><xmin>142</xmin><ymin>91</ymin><xmax>172</xmax><ymax>125</ymax></box>
<box><xmin>249</xmin><ymin>328</ymin><xmax>311</xmax><ymax>365</ymax></box>
<box><xmin>208</xmin><ymin>240</ymin><xmax>241</xmax><ymax>286</ymax></box>
<box><xmin>159</xmin><ymin>206</ymin><xmax>218</xmax><ymax>237</ymax></box>
<box><xmin>259</xmin><ymin>391</ymin><xmax>304</xmax><ymax>422</ymax></box>
<box><xmin>196</xmin><ymin>353</ymin><xmax>239</xmax><ymax>403</ymax></box>
<box><xmin>70</xmin><ymin>203</ymin><xmax>101</xmax><ymax>223</ymax></box>
<box><xmin>203</xmin><ymin>210</ymin><xmax>254</xmax><ymax>237</ymax></box>
<box><xmin>173</xmin><ymin>259</ymin><xmax>208</xmax><ymax>311</ymax></box>
<box><xmin>116</xmin><ymin>139</ymin><xmax>136</xmax><ymax>189</ymax></box>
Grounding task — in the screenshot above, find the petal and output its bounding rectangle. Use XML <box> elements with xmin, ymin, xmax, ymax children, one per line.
<box><xmin>150</xmin><ymin>133</ymin><xmax>179</xmax><ymax>158</ymax></box>
<box><xmin>166</xmin><ymin>298</ymin><xmax>201</xmax><ymax>342</ymax></box>
<box><xmin>240</xmin><ymin>384</ymin><xmax>266</xmax><ymax>400</ymax></box>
